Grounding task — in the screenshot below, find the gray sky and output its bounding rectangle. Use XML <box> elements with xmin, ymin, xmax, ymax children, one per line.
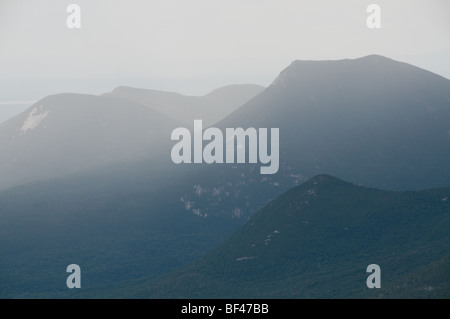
<box><xmin>0</xmin><ymin>0</ymin><xmax>449</xmax><ymax>101</ymax></box>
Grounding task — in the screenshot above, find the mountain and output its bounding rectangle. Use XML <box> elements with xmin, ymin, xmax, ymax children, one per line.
<box><xmin>217</xmin><ymin>55</ymin><xmax>450</xmax><ymax>190</ymax></box>
<box><xmin>103</xmin><ymin>84</ymin><xmax>265</xmax><ymax>126</ymax></box>
<box><xmin>0</xmin><ymin>84</ymin><xmax>266</xmax><ymax>297</ymax></box>
<box><xmin>173</xmin><ymin>55</ymin><xmax>450</xmax><ymax>222</ymax></box>
<box><xmin>2</xmin><ymin>55</ymin><xmax>450</xmax><ymax>298</ymax></box>
<box><xmin>0</xmin><ymin>93</ymin><xmax>181</xmax><ymax>190</ymax></box>
<box><xmin>0</xmin><ymin>83</ymin><xmax>265</xmax><ymax>191</ymax></box>
<box><xmin>131</xmin><ymin>175</ymin><xmax>450</xmax><ymax>298</ymax></box>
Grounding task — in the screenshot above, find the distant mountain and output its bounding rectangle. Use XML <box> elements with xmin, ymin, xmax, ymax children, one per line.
<box><xmin>0</xmin><ymin>93</ymin><xmax>180</xmax><ymax>190</ymax></box>
<box><xmin>133</xmin><ymin>175</ymin><xmax>450</xmax><ymax>298</ymax></box>
<box><xmin>0</xmin><ymin>84</ymin><xmax>265</xmax><ymax>297</ymax></box>
<box><xmin>218</xmin><ymin>55</ymin><xmax>450</xmax><ymax>191</ymax></box>
<box><xmin>0</xmin><ymin>84</ymin><xmax>264</xmax><ymax>191</ymax></box>
<box><xmin>103</xmin><ymin>84</ymin><xmax>265</xmax><ymax>126</ymax></box>
<box><xmin>174</xmin><ymin>55</ymin><xmax>450</xmax><ymax>222</ymax></box>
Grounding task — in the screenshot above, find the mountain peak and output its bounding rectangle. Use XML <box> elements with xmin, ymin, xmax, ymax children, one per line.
<box><xmin>271</xmin><ymin>55</ymin><xmax>403</xmax><ymax>88</ymax></box>
<box><xmin>356</xmin><ymin>54</ymin><xmax>392</xmax><ymax>61</ymax></box>
<box><xmin>303</xmin><ymin>174</ymin><xmax>349</xmax><ymax>186</ymax></box>
<box><xmin>282</xmin><ymin>174</ymin><xmax>359</xmax><ymax>204</ymax></box>
<box><xmin>268</xmin><ymin>54</ymin><xmax>450</xmax><ymax>98</ymax></box>
<box><xmin>288</xmin><ymin>54</ymin><xmax>393</xmax><ymax>66</ymax></box>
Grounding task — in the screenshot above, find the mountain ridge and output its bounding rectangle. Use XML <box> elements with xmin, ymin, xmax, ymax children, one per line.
<box><xmin>128</xmin><ymin>174</ymin><xmax>450</xmax><ymax>298</ymax></box>
<box><xmin>213</xmin><ymin>54</ymin><xmax>450</xmax><ymax>191</ymax></box>
<box><xmin>0</xmin><ymin>93</ymin><xmax>181</xmax><ymax>190</ymax></box>
<box><xmin>103</xmin><ymin>83</ymin><xmax>265</xmax><ymax>126</ymax></box>
<box><xmin>1</xmin><ymin>55</ymin><xmax>450</xmax><ymax>298</ymax></box>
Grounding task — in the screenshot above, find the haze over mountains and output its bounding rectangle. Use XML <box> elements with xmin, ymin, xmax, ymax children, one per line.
<box><xmin>0</xmin><ymin>84</ymin><xmax>264</xmax><ymax>191</ymax></box>
<box><xmin>103</xmin><ymin>84</ymin><xmax>265</xmax><ymax>126</ymax></box>
<box><xmin>217</xmin><ymin>54</ymin><xmax>450</xmax><ymax>191</ymax></box>
<box><xmin>171</xmin><ymin>54</ymin><xmax>450</xmax><ymax>223</ymax></box>
<box><xmin>1</xmin><ymin>55</ymin><xmax>450</xmax><ymax>298</ymax></box>
<box><xmin>0</xmin><ymin>94</ymin><xmax>180</xmax><ymax>191</ymax></box>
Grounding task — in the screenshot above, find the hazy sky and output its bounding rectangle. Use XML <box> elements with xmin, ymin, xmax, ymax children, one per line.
<box><xmin>0</xmin><ymin>0</ymin><xmax>449</xmax><ymax>100</ymax></box>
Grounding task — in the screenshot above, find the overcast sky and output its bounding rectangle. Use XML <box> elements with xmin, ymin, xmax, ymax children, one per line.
<box><xmin>0</xmin><ymin>0</ymin><xmax>449</xmax><ymax>100</ymax></box>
